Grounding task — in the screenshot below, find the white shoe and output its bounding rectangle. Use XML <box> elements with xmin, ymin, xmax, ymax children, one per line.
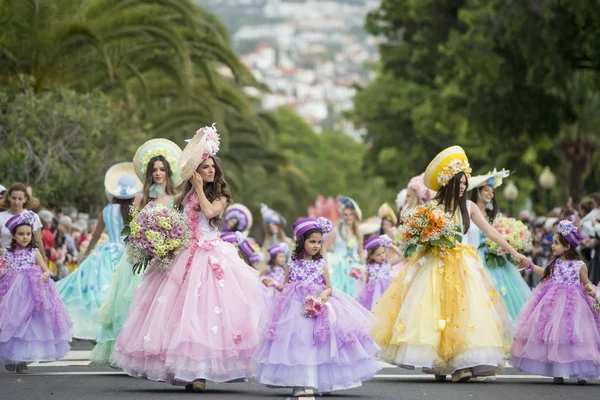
<box><xmin>292</xmin><ymin>387</ymin><xmax>307</xmax><ymax>397</ymax></box>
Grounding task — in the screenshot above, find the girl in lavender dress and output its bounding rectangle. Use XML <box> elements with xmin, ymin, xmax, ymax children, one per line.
<box><xmin>0</xmin><ymin>211</ymin><xmax>72</xmax><ymax>373</ymax></box>
<box><xmin>356</xmin><ymin>235</ymin><xmax>398</xmax><ymax>311</ymax></box>
<box><xmin>255</xmin><ymin>217</ymin><xmax>381</xmax><ymax>396</ymax></box>
<box><xmin>511</xmin><ymin>220</ymin><xmax>600</xmax><ymax>385</ymax></box>
<box><xmin>260</xmin><ymin>243</ymin><xmax>288</xmax><ymax>303</ymax></box>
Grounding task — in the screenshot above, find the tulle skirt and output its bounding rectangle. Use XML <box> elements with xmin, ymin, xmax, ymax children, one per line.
<box><xmin>56</xmin><ymin>242</ymin><xmax>123</xmax><ymax>339</ymax></box>
<box><xmin>327</xmin><ymin>252</ymin><xmax>360</xmax><ymax>296</ymax></box>
<box><xmin>112</xmin><ymin>239</ymin><xmax>265</xmax><ymax>385</ymax></box>
<box><xmin>0</xmin><ymin>268</ymin><xmax>72</xmax><ymax>363</ymax></box>
<box><xmin>253</xmin><ymin>282</ymin><xmax>381</xmax><ymax>392</ymax></box>
<box><xmin>371</xmin><ymin>245</ymin><xmax>512</xmax><ymax>376</ymax></box>
<box><xmin>480</xmin><ymin>249</ymin><xmax>531</xmax><ymax>322</ymax></box>
<box><xmin>356</xmin><ymin>278</ymin><xmax>393</xmax><ymax>311</ymax></box>
<box><xmin>510</xmin><ymin>280</ymin><xmax>600</xmax><ymax>378</ymax></box>
<box><xmin>90</xmin><ymin>253</ymin><xmax>142</xmax><ymax>365</ymax></box>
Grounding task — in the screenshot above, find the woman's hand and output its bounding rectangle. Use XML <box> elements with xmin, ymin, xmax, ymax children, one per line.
<box><xmin>191</xmin><ymin>172</ymin><xmax>204</xmax><ymax>191</ymax></box>
<box><xmin>517</xmin><ymin>254</ymin><xmax>531</xmax><ymax>269</ymax></box>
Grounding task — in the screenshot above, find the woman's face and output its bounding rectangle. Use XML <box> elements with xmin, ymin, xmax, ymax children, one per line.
<box><xmin>479</xmin><ymin>185</ymin><xmax>495</xmax><ymax>203</ymax></box>
<box><xmin>8</xmin><ymin>190</ymin><xmax>27</xmax><ymax>212</ymax></box>
<box><xmin>227</xmin><ymin>218</ymin><xmax>238</xmax><ymax>231</ymax></box>
<box><xmin>405</xmin><ymin>188</ymin><xmax>419</xmax><ymax>209</ymax></box>
<box><xmin>197</xmin><ymin>158</ymin><xmax>216</xmax><ymax>183</ymax></box>
<box><xmin>268</xmin><ymin>223</ymin><xmax>279</xmax><ymax>235</ymax></box>
<box><xmin>382</xmin><ymin>219</ymin><xmax>394</xmax><ymax>233</ymax></box>
<box><xmin>458</xmin><ymin>175</ymin><xmax>467</xmax><ymax>198</ymax></box>
<box><xmin>342</xmin><ymin>208</ymin><xmax>355</xmax><ymax>225</ymax></box>
<box><xmin>152</xmin><ymin>160</ymin><xmax>167</xmax><ymax>185</ymax></box>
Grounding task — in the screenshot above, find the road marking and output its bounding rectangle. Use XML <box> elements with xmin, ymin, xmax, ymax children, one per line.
<box><xmin>27</xmin><ymin>361</ymin><xmax>92</xmax><ymax>367</ymax></box>
<box><xmin>61</xmin><ymin>350</ymin><xmax>92</xmax><ymax>360</ymax></box>
<box><xmin>374</xmin><ymin>374</ymin><xmax>556</xmax><ymax>380</ymax></box>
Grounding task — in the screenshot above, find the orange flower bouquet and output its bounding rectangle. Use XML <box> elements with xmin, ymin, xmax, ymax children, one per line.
<box><xmin>397</xmin><ymin>204</ymin><xmax>462</xmax><ymax>258</ymax></box>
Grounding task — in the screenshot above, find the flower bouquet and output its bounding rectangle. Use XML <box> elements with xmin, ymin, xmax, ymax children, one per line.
<box><xmin>397</xmin><ymin>204</ymin><xmax>462</xmax><ymax>258</ymax></box>
<box><xmin>302</xmin><ymin>295</ymin><xmax>325</xmax><ymax>318</ymax></box>
<box><xmin>483</xmin><ymin>215</ymin><xmax>532</xmax><ymax>267</ymax></box>
<box><xmin>349</xmin><ymin>266</ymin><xmax>363</xmax><ymax>280</ymax></box>
<box><xmin>124</xmin><ymin>202</ymin><xmax>190</xmax><ymax>273</ymax></box>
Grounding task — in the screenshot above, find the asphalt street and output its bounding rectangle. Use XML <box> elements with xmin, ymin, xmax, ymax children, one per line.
<box><xmin>1</xmin><ymin>341</ymin><xmax>597</xmax><ymax>400</ymax></box>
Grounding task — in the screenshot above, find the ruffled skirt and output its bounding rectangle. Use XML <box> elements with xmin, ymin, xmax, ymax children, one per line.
<box><xmin>0</xmin><ymin>268</ymin><xmax>72</xmax><ymax>363</ymax></box>
<box><xmin>112</xmin><ymin>239</ymin><xmax>265</xmax><ymax>384</ymax></box>
<box><xmin>510</xmin><ymin>280</ymin><xmax>600</xmax><ymax>378</ymax></box>
<box><xmin>356</xmin><ymin>278</ymin><xmax>393</xmax><ymax>311</ymax></box>
<box><xmin>56</xmin><ymin>242</ymin><xmax>123</xmax><ymax>339</ymax></box>
<box><xmin>371</xmin><ymin>245</ymin><xmax>512</xmax><ymax>375</ymax></box>
<box><xmin>253</xmin><ymin>282</ymin><xmax>381</xmax><ymax>392</ymax></box>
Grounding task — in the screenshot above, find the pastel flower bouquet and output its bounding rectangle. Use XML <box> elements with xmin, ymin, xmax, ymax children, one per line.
<box><xmin>483</xmin><ymin>215</ymin><xmax>532</xmax><ymax>267</ymax></box>
<box><xmin>302</xmin><ymin>295</ymin><xmax>325</xmax><ymax>318</ymax></box>
<box><xmin>397</xmin><ymin>204</ymin><xmax>462</xmax><ymax>258</ymax></box>
<box><xmin>124</xmin><ymin>202</ymin><xmax>190</xmax><ymax>273</ymax></box>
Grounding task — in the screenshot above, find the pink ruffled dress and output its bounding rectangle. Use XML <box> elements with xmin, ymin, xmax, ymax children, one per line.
<box><xmin>253</xmin><ymin>257</ymin><xmax>381</xmax><ymax>393</ymax></box>
<box><xmin>112</xmin><ymin>193</ymin><xmax>265</xmax><ymax>385</ymax></box>
<box><xmin>511</xmin><ymin>259</ymin><xmax>600</xmax><ymax>377</ymax></box>
<box><xmin>0</xmin><ymin>248</ymin><xmax>72</xmax><ymax>363</ymax></box>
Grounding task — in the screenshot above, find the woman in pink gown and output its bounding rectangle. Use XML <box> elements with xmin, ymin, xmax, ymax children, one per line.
<box><xmin>113</xmin><ymin>126</ymin><xmax>264</xmax><ymax>392</ymax></box>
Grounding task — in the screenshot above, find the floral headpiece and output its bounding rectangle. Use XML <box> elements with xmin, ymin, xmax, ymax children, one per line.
<box><xmin>141</xmin><ymin>149</ymin><xmax>178</xmax><ymax>177</ymax></box>
<box><xmin>437</xmin><ymin>159</ymin><xmax>472</xmax><ymax>188</ymax></box>
<box><xmin>198</xmin><ymin>124</ymin><xmax>220</xmax><ymax>160</ymax></box>
<box><xmin>261</xmin><ymin>203</ymin><xmax>286</xmax><ymax>226</ymax></box>
<box><xmin>408</xmin><ymin>174</ymin><xmax>432</xmax><ymax>203</ymax></box>
<box><xmin>364</xmin><ymin>234</ymin><xmax>393</xmax><ymax>251</ymax></box>
<box><xmin>133</xmin><ymin>139</ymin><xmax>183</xmax><ymax>186</ymax></box>
<box><xmin>292</xmin><ymin>217</ymin><xmax>332</xmax><ymax>239</ymax></box>
<box><xmin>557</xmin><ymin>220</ymin><xmax>584</xmax><ymax>248</ymax></box>
<box><xmin>235</xmin><ymin>231</ymin><xmax>264</xmax><ymax>263</ymax></box>
<box><xmin>5</xmin><ymin>210</ymin><xmax>37</xmax><ymax>233</ymax></box>
<box><xmin>268</xmin><ymin>242</ymin><xmax>289</xmax><ymax>258</ymax></box>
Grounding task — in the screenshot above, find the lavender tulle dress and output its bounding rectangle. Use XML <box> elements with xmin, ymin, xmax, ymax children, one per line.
<box><xmin>356</xmin><ymin>262</ymin><xmax>393</xmax><ymax>311</ymax></box>
<box><xmin>0</xmin><ymin>248</ymin><xmax>72</xmax><ymax>363</ymax></box>
<box><xmin>511</xmin><ymin>259</ymin><xmax>600</xmax><ymax>378</ymax></box>
<box><xmin>253</xmin><ymin>257</ymin><xmax>381</xmax><ymax>393</ymax></box>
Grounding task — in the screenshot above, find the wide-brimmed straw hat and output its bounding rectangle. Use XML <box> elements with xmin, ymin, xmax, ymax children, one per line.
<box><xmin>104</xmin><ymin>162</ymin><xmax>143</xmax><ymax>200</ymax></box>
<box><xmin>179</xmin><ymin>124</ymin><xmax>221</xmax><ymax>182</ymax></box>
<box><xmin>424</xmin><ymin>146</ymin><xmax>472</xmax><ymax>191</ymax></box>
<box><xmin>133</xmin><ymin>139</ymin><xmax>183</xmax><ymax>186</ymax></box>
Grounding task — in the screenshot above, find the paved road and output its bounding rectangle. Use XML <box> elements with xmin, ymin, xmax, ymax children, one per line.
<box><xmin>1</xmin><ymin>341</ymin><xmax>597</xmax><ymax>400</ymax></box>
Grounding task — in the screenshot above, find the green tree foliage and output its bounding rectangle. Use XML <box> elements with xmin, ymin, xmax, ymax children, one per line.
<box><xmin>356</xmin><ymin>0</ymin><xmax>600</xmax><ymax>210</ymax></box>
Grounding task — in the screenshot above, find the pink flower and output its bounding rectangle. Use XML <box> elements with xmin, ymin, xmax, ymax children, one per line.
<box><xmin>266</xmin><ymin>326</ymin><xmax>276</xmax><ymax>341</ymax></box>
<box><xmin>232</xmin><ymin>333</ymin><xmax>242</xmax><ymax>344</ymax></box>
<box><xmin>208</xmin><ymin>256</ymin><xmax>224</xmax><ymax>280</ymax></box>
<box><xmin>202</xmin><ymin>151</ymin><xmax>210</xmax><ymax>159</ymax></box>
<box><xmin>200</xmin><ymin>240</ymin><xmax>214</xmax><ymax>251</ymax></box>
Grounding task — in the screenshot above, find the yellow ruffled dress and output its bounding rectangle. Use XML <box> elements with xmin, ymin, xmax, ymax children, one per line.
<box><xmin>371</xmin><ymin>202</ymin><xmax>512</xmax><ymax>376</ymax></box>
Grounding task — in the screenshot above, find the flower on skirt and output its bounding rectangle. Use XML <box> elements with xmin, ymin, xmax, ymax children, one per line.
<box><xmin>209</xmin><ymin>256</ymin><xmax>224</xmax><ymax>280</ymax></box>
<box><xmin>233</xmin><ymin>332</ymin><xmax>242</xmax><ymax>344</ymax></box>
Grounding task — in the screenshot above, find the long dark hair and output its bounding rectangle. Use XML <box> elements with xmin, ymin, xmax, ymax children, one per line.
<box><xmin>379</xmin><ymin>216</ymin><xmax>396</xmax><ymax>236</ymax></box>
<box><xmin>291</xmin><ymin>228</ymin><xmax>324</xmax><ymax>261</ymax></box>
<box><xmin>142</xmin><ymin>155</ymin><xmax>177</xmax><ymax>206</ymax></box>
<box><xmin>469</xmin><ymin>186</ymin><xmax>498</xmax><ymax>221</ymax></box>
<box><xmin>542</xmin><ymin>233</ymin><xmax>583</xmax><ymax>281</ymax></box>
<box><xmin>175</xmin><ymin>156</ymin><xmax>232</xmax><ymax>229</ymax></box>
<box><xmin>9</xmin><ymin>224</ymin><xmax>38</xmax><ymax>251</ymax></box>
<box><xmin>434</xmin><ymin>172</ymin><xmax>470</xmax><ymax>233</ymax></box>
<box><xmin>111</xmin><ymin>197</ymin><xmax>135</xmax><ymax>223</ymax></box>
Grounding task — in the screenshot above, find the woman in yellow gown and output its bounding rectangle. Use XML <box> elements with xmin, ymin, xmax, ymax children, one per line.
<box><xmin>371</xmin><ymin>146</ymin><xmax>531</xmax><ymax>383</ymax></box>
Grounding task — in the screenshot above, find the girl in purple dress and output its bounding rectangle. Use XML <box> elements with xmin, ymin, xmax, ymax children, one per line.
<box><xmin>255</xmin><ymin>217</ymin><xmax>381</xmax><ymax>396</ymax></box>
<box><xmin>356</xmin><ymin>235</ymin><xmax>397</xmax><ymax>311</ymax></box>
<box><xmin>0</xmin><ymin>211</ymin><xmax>72</xmax><ymax>373</ymax></box>
<box><xmin>511</xmin><ymin>220</ymin><xmax>600</xmax><ymax>385</ymax></box>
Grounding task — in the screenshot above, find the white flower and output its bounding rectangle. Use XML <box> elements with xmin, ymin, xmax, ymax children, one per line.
<box><xmin>157</xmin><ymin>296</ymin><xmax>165</xmax><ymax>304</ymax></box>
<box><xmin>219</xmin><ymin>280</ymin><xmax>225</xmax><ymax>288</ymax></box>
<box><xmin>214</xmin><ymin>306</ymin><xmax>222</xmax><ymax>314</ymax></box>
<box><xmin>144</xmin><ymin>335</ymin><xmax>151</xmax><ymax>342</ymax></box>
<box><xmin>211</xmin><ymin>326</ymin><xmax>219</xmax><ymax>334</ymax></box>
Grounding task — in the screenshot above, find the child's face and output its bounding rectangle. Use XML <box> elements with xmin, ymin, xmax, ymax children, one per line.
<box><xmin>13</xmin><ymin>225</ymin><xmax>33</xmax><ymax>247</ymax></box>
<box><xmin>551</xmin><ymin>234</ymin><xmax>569</xmax><ymax>257</ymax></box>
<box><xmin>304</xmin><ymin>232</ymin><xmax>322</xmax><ymax>256</ymax></box>
<box><xmin>275</xmin><ymin>252</ymin><xmax>286</xmax><ymax>267</ymax></box>
<box><xmin>370</xmin><ymin>246</ymin><xmax>387</xmax><ymax>264</ymax></box>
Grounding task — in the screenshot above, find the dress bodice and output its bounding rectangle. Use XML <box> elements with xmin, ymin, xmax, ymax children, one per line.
<box><xmin>103</xmin><ymin>204</ymin><xmax>125</xmax><ymax>244</ymax></box>
<box><xmin>197</xmin><ymin>212</ymin><xmax>219</xmax><ymax>240</ymax></box>
<box><xmin>366</xmin><ymin>262</ymin><xmax>392</xmax><ymax>281</ymax></box>
<box><xmin>288</xmin><ymin>258</ymin><xmax>326</xmax><ymax>285</ymax></box>
<box><xmin>4</xmin><ymin>248</ymin><xmax>38</xmax><ymax>271</ymax></box>
<box><xmin>551</xmin><ymin>259</ymin><xmax>584</xmax><ymax>285</ymax></box>
<box><xmin>267</xmin><ymin>266</ymin><xmax>285</xmax><ymax>285</ymax></box>
<box><xmin>333</xmin><ymin>224</ymin><xmax>359</xmax><ymax>258</ymax></box>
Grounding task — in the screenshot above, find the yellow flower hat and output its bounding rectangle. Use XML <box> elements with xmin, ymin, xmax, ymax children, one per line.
<box><xmin>423</xmin><ymin>146</ymin><xmax>472</xmax><ymax>191</ymax></box>
<box><xmin>378</xmin><ymin>203</ymin><xmax>398</xmax><ymax>226</ymax></box>
<box><xmin>133</xmin><ymin>139</ymin><xmax>183</xmax><ymax>186</ymax></box>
